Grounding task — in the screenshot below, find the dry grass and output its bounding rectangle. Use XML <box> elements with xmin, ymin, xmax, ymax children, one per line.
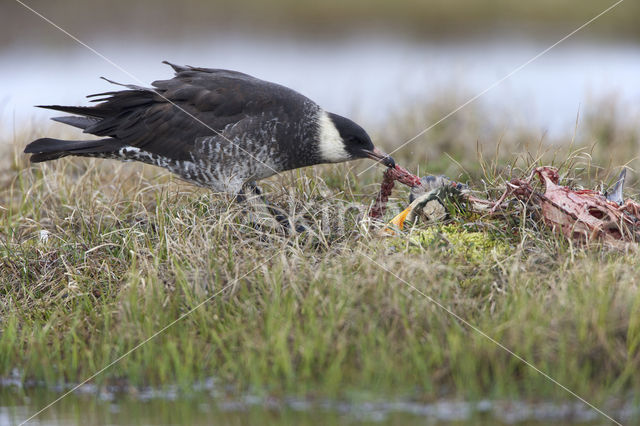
<box><xmin>1</xmin><ymin>99</ymin><xmax>640</xmax><ymax>421</ymax></box>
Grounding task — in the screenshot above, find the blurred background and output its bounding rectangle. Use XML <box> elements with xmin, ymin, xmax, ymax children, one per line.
<box><xmin>1</xmin><ymin>0</ymin><xmax>639</xmax><ymax>167</ymax></box>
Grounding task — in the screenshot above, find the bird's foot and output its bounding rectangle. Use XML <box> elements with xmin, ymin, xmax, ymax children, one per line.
<box><xmin>238</xmin><ymin>183</ymin><xmax>307</xmax><ymax>235</ymax></box>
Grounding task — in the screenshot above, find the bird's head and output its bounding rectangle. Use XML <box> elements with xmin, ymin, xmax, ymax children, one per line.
<box><xmin>318</xmin><ymin>112</ymin><xmax>395</xmax><ymax>168</ymax></box>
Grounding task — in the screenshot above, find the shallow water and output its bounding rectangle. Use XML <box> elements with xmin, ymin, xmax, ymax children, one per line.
<box><xmin>1</xmin><ymin>382</ymin><xmax>636</xmax><ymax>425</ymax></box>
<box><xmin>1</xmin><ymin>34</ymin><xmax>639</xmax><ymax>142</ymax></box>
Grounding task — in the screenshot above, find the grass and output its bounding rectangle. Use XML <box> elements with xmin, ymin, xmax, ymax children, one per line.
<box><xmin>1</xmin><ymin>98</ymin><xmax>640</xmax><ymax>421</ymax></box>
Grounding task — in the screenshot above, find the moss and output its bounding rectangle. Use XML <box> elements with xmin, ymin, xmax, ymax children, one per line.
<box><xmin>404</xmin><ymin>224</ymin><xmax>509</xmax><ymax>263</ymax></box>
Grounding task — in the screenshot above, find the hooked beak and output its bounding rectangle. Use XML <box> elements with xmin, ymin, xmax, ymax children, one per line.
<box><xmin>364</xmin><ymin>147</ymin><xmax>395</xmax><ymax>168</ymax></box>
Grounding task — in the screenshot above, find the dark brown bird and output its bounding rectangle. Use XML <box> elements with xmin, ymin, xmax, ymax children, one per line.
<box><xmin>25</xmin><ymin>61</ymin><xmax>394</xmax><ymax>197</ymax></box>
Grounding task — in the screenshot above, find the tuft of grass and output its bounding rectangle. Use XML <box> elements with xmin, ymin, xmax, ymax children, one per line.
<box><xmin>1</xmin><ymin>98</ymin><xmax>640</xmax><ymax>418</ymax></box>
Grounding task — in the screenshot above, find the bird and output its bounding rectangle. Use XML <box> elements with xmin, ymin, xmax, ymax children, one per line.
<box><xmin>24</xmin><ymin>62</ymin><xmax>395</xmax><ymax>200</ymax></box>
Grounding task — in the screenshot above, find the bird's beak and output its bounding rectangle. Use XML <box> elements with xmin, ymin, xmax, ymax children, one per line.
<box><xmin>365</xmin><ymin>147</ymin><xmax>395</xmax><ymax>168</ymax></box>
<box><xmin>389</xmin><ymin>205</ymin><xmax>413</xmax><ymax>230</ymax></box>
<box><xmin>379</xmin><ymin>204</ymin><xmax>413</xmax><ymax>235</ymax></box>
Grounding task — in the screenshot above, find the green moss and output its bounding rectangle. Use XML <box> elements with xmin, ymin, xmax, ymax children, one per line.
<box><xmin>406</xmin><ymin>224</ymin><xmax>509</xmax><ymax>263</ymax></box>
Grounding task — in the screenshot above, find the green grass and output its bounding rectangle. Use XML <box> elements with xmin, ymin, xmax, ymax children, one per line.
<box><xmin>1</xmin><ymin>98</ymin><xmax>640</xmax><ymax>418</ymax></box>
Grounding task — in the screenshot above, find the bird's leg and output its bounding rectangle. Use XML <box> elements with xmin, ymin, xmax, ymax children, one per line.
<box><xmin>233</xmin><ymin>185</ymin><xmax>279</xmax><ymax>232</ymax></box>
<box><xmin>242</xmin><ymin>181</ymin><xmax>306</xmax><ymax>233</ymax></box>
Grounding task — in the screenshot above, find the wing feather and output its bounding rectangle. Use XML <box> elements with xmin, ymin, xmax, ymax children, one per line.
<box><xmin>39</xmin><ymin>62</ymin><xmax>312</xmax><ymax>162</ymax></box>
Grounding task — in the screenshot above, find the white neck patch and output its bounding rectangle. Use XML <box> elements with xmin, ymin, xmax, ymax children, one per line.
<box><xmin>317</xmin><ymin>110</ymin><xmax>351</xmax><ymax>163</ymax></box>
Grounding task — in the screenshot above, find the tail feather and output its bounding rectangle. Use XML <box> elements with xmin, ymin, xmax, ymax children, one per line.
<box><xmin>24</xmin><ymin>138</ymin><xmax>123</xmax><ymax>163</ymax></box>
<box><xmin>37</xmin><ymin>88</ymin><xmax>155</xmax><ymax>120</ymax></box>
<box><xmin>29</xmin><ymin>152</ymin><xmax>70</xmax><ymax>163</ymax></box>
<box><xmin>36</xmin><ymin>104</ymin><xmax>106</xmax><ymax>118</ymax></box>
<box><xmin>51</xmin><ymin>116</ymin><xmax>99</xmax><ymax>130</ymax></box>
<box><xmin>29</xmin><ymin>77</ymin><xmax>157</xmax><ymax>163</ymax></box>
<box><xmin>24</xmin><ymin>138</ymin><xmax>105</xmax><ymax>154</ymax></box>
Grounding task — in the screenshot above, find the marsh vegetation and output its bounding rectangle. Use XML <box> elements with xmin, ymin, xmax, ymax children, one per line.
<box><xmin>1</xmin><ymin>96</ymin><xmax>639</xmax><ymax>423</ymax></box>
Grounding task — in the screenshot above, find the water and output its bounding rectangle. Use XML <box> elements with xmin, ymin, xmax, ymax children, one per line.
<box><xmin>1</xmin><ymin>34</ymin><xmax>639</xmax><ymax>143</ymax></box>
<box><xmin>2</xmin><ymin>384</ymin><xmax>634</xmax><ymax>425</ymax></box>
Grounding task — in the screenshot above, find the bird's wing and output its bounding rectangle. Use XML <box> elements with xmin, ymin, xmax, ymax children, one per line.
<box><xmin>41</xmin><ymin>63</ymin><xmax>302</xmax><ymax>162</ymax></box>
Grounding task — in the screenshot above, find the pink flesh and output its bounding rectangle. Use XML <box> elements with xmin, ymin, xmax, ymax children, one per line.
<box><xmin>370</xmin><ymin>165</ymin><xmax>422</xmax><ymax>219</ymax></box>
